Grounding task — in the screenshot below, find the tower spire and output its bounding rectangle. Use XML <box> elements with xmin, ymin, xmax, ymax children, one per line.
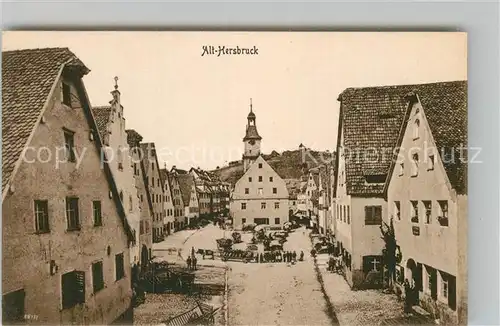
<box><xmin>114</xmin><ymin>76</ymin><xmax>119</xmax><ymax>90</ymax></box>
<box><xmin>250</xmin><ymin>98</ymin><xmax>253</xmax><ymax>113</ymax></box>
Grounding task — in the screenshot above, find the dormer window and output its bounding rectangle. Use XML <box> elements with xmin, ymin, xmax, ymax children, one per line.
<box><xmin>411</xmin><ymin>153</ymin><xmax>419</xmax><ymax>177</ymax></box>
<box><xmin>365</xmin><ymin>174</ymin><xmax>386</xmax><ymax>184</ymax></box>
<box><xmin>413</xmin><ymin>119</ymin><xmax>420</xmax><ymax>140</ymax></box>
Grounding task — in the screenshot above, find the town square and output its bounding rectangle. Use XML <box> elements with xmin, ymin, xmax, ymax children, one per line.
<box><xmin>2</xmin><ymin>32</ymin><xmax>467</xmax><ymax>325</ymax></box>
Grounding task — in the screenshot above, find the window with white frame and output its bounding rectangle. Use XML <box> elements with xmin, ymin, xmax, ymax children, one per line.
<box><xmin>439</xmin><ymin>271</ymin><xmax>449</xmax><ymax>300</ymax></box>
<box><xmin>423</xmin><ymin>201</ymin><xmax>432</xmax><ymax>224</ymax></box>
<box><xmin>438</xmin><ymin>200</ymin><xmax>449</xmax><ymax>226</ymax></box>
<box><xmin>410</xmin><ymin>201</ymin><xmax>419</xmax><ymax>223</ymax></box>
<box><xmin>411</xmin><ymin>153</ymin><xmax>419</xmax><ymax>176</ymax></box>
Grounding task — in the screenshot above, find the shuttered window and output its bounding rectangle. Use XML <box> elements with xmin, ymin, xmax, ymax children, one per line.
<box><xmin>92</xmin><ymin>261</ymin><xmax>104</xmax><ymax>293</ymax></box>
<box><xmin>115</xmin><ymin>253</ymin><xmax>125</xmax><ymax>281</ymax></box>
<box><xmin>364</xmin><ymin>206</ymin><xmax>382</xmax><ymax>225</ymax></box>
<box><xmin>2</xmin><ymin>289</ymin><xmax>25</xmax><ymax>323</ymax></box>
<box><xmin>61</xmin><ymin>271</ymin><xmax>85</xmax><ymax>309</ymax></box>
<box><xmin>93</xmin><ymin>201</ymin><xmax>102</xmax><ymax>226</ymax></box>
<box><xmin>66</xmin><ymin>197</ymin><xmax>80</xmax><ymax>230</ymax></box>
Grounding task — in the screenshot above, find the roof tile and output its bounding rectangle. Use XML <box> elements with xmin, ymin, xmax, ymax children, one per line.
<box><xmin>2</xmin><ymin>47</ymin><xmax>89</xmax><ymax>193</ymax></box>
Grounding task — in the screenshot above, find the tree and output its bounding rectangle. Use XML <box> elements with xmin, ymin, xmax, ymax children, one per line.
<box><xmin>380</xmin><ymin>218</ymin><xmax>402</xmax><ymax>290</ymax></box>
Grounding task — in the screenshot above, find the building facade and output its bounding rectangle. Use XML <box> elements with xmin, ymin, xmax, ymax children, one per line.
<box><xmin>385</xmin><ymin>82</ymin><xmax>467</xmax><ymax>325</ymax></box>
<box><xmin>2</xmin><ymin>48</ymin><xmax>133</xmax><ymax>324</ymax></box>
<box><xmin>92</xmin><ymin>80</ymin><xmax>141</xmax><ymax>265</ymax></box>
<box><xmin>177</xmin><ymin>173</ymin><xmax>199</xmax><ymax>225</ymax></box>
<box><xmin>318</xmin><ymin>165</ymin><xmax>332</xmax><ymax>235</ymax></box>
<box><xmin>127</xmin><ymin>130</ymin><xmax>154</xmax><ymax>271</ymax></box>
<box><xmin>168</xmin><ymin>169</ymin><xmax>186</xmax><ymax>230</ymax></box>
<box><xmin>141</xmin><ymin>143</ymin><xmax>165</xmax><ymax>243</ymax></box>
<box><xmin>160</xmin><ymin>168</ymin><xmax>175</xmax><ymax>235</ymax></box>
<box><xmin>333</xmin><ymin>84</ymin><xmax>411</xmax><ymax>289</ymax></box>
<box><xmin>230</xmin><ymin>156</ymin><xmax>290</xmax><ymax>229</ymax></box>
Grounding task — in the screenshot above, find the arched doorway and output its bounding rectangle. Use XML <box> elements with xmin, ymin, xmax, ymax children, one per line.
<box><xmin>141</xmin><ymin>245</ymin><xmax>149</xmax><ymax>271</ymax></box>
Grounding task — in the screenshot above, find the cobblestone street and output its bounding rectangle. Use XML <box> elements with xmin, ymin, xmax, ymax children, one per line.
<box><xmin>143</xmin><ymin>224</ymin><xmax>434</xmax><ymax>326</ymax></box>
<box><xmin>227</xmin><ymin>227</ymin><xmax>336</xmax><ymax>325</ymax></box>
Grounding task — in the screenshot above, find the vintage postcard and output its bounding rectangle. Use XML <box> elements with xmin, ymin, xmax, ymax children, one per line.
<box><xmin>1</xmin><ymin>31</ymin><xmax>467</xmax><ymax>325</ymax></box>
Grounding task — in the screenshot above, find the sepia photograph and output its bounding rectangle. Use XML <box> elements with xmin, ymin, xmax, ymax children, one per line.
<box><xmin>2</xmin><ymin>31</ymin><xmax>467</xmax><ymax>326</ymax></box>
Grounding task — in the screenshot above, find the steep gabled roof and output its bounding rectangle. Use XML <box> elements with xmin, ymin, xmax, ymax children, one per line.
<box><xmin>336</xmin><ymin>80</ymin><xmax>466</xmax><ymax>197</ymax></box>
<box><xmin>2</xmin><ymin>47</ymin><xmax>89</xmax><ymax>193</ymax></box>
<box><xmin>385</xmin><ymin>81</ymin><xmax>467</xmax><ymax>195</ymax></box>
<box><xmin>2</xmin><ymin>47</ymin><xmax>135</xmax><ymax>242</ymax></box>
<box><xmin>91</xmin><ymin>105</ymin><xmax>112</xmax><ymax>138</ymax></box>
<box><xmin>160</xmin><ymin>168</ymin><xmax>173</xmax><ymax>197</ymax></box>
<box><xmin>177</xmin><ymin>174</ymin><xmax>195</xmax><ymax>207</ymax></box>
<box><xmin>126</xmin><ymin>129</ymin><xmax>143</xmax><ymax>148</ymax></box>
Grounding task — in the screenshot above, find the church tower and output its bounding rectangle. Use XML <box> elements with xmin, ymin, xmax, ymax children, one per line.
<box><xmin>242</xmin><ymin>98</ymin><xmax>262</xmax><ymax>172</ymax></box>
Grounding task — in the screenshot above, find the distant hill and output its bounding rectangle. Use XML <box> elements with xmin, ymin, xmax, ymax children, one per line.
<box><xmin>212</xmin><ymin>148</ymin><xmax>335</xmax><ymax>187</ymax></box>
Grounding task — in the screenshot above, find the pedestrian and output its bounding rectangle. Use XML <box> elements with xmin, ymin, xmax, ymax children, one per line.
<box><xmin>191</xmin><ymin>246</ymin><xmax>195</xmax><ymax>258</ymax></box>
<box><xmin>403</xmin><ymin>279</ymin><xmax>412</xmax><ymax>314</ymax></box>
<box><xmin>328</xmin><ymin>256</ymin><xmax>335</xmax><ymax>272</ymax></box>
<box><xmin>186</xmin><ymin>256</ymin><xmax>192</xmax><ymax>270</ymax></box>
<box><xmin>192</xmin><ymin>256</ymin><xmax>197</xmax><ymax>270</ymax></box>
<box><xmin>260</xmin><ymin>253</ymin><xmax>263</xmax><ymax>263</ymax></box>
<box><xmin>287</xmin><ymin>251</ymin><xmax>291</xmax><ymax>262</ymax></box>
<box><xmin>292</xmin><ymin>251</ymin><xmax>297</xmax><ymax>262</ymax></box>
<box><xmin>299</xmin><ymin>250</ymin><xmax>304</xmax><ymax>261</ymax></box>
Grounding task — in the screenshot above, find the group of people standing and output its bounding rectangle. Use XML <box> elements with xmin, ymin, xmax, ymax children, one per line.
<box><xmin>186</xmin><ymin>247</ymin><xmax>198</xmax><ymax>270</ymax></box>
<box><xmin>257</xmin><ymin>250</ymin><xmax>304</xmax><ymax>263</ymax></box>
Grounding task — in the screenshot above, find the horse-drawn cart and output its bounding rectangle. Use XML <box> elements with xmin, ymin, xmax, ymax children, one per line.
<box><xmin>220</xmin><ymin>249</ymin><xmax>255</xmax><ymax>263</ymax></box>
<box><xmin>142</xmin><ymin>261</ymin><xmax>195</xmax><ymax>293</ymax></box>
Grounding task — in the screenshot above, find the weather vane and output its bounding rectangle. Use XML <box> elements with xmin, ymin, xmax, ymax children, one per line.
<box><xmin>114</xmin><ymin>76</ymin><xmax>119</xmax><ymax>90</ymax></box>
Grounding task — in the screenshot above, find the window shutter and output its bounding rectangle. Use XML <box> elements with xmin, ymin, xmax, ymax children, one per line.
<box><xmin>448</xmin><ymin>275</ymin><xmax>456</xmax><ymax>311</ymax></box>
<box><xmin>75</xmin><ymin>271</ymin><xmax>86</xmax><ymax>304</ymax></box>
<box><xmin>416</xmin><ymin>263</ymin><xmax>423</xmax><ymax>292</ymax></box>
<box><xmin>375</xmin><ymin>206</ymin><xmax>382</xmax><ymax>223</ymax></box>
<box><xmin>430</xmin><ymin>268</ymin><xmax>438</xmax><ymax>300</ymax></box>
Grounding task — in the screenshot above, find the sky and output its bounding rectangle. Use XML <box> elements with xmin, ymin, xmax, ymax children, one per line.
<box><xmin>2</xmin><ymin>32</ymin><xmax>467</xmax><ymax>170</ymax></box>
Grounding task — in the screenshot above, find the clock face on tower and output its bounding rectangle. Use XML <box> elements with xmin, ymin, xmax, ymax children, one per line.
<box><xmin>249</xmin><ymin>140</ymin><xmax>255</xmax><ymax>145</ymax></box>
